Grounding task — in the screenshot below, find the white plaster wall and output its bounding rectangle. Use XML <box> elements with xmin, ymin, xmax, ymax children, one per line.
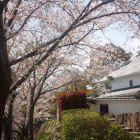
<box><xmin>90</xmin><ymin>101</ymin><xmax>140</xmax><ymax>115</ymax></box>
<box><xmin>111</xmin><ymin>73</ymin><xmax>140</xmax><ymax>90</ymax></box>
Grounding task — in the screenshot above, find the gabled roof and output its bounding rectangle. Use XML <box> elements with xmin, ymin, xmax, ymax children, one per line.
<box><xmin>100</xmin><ymin>56</ymin><xmax>140</xmax><ymax>82</ymax></box>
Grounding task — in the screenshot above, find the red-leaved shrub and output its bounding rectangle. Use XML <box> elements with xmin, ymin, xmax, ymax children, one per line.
<box><xmin>57</xmin><ymin>91</ymin><xmax>87</xmax><ymax>119</ymax></box>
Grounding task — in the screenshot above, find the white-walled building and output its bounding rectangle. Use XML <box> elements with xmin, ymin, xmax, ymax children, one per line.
<box><xmin>89</xmin><ymin>56</ymin><xmax>140</xmax><ymax>115</ymax></box>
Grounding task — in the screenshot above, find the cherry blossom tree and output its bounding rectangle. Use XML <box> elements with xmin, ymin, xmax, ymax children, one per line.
<box><xmin>4</xmin><ymin>52</ymin><xmax>74</xmax><ymax>139</ymax></box>
<box><xmin>86</xmin><ymin>43</ymin><xmax>132</xmax><ymax>80</ymax></box>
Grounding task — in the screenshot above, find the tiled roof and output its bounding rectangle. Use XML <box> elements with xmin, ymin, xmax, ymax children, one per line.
<box><xmin>100</xmin><ymin>56</ymin><xmax>140</xmax><ymax>82</ymax></box>
<box><xmin>99</xmin><ymin>87</ymin><xmax>140</xmax><ymax>97</ymax></box>
<box><xmin>92</xmin><ymin>97</ymin><xmax>140</xmax><ymax>101</ymax></box>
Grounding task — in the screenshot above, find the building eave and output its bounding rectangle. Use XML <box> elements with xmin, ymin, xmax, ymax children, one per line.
<box><xmin>91</xmin><ymin>97</ymin><xmax>140</xmax><ymax>101</ymax></box>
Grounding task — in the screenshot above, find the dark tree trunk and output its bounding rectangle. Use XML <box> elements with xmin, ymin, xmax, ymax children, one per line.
<box><xmin>0</xmin><ymin>10</ymin><xmax>11</xmax><ymax>139</ymax></box>
<box><xmin>74</xmin><ymin>82</ymin><xmax>78</xmax><ymax>92</ymax></box>
<box><xmin>27</xmin><ymin>89</ymin><xmax>34</xmax><ymax>140</ymax></box>
<box><xmin>28</xmin><ymin>106</ymin><xmax>34</xmax><ymax>140</ymax></box>
<box><xmin>3</xmin><ymin>94</ymin><xmax>15</xmax><ymax>140</ymax></box>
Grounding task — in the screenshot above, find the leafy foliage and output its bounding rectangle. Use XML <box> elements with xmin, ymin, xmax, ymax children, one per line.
<box><xmin>37</xmin><ymin>118</ymin><xmax>56</xmax><ymax>140</ymax></box>
<box><xmin>107</xmin><ymin>76</ymin><xmax>114</xmax><ymax>81</ymax></box>
<box><xmin>104</xmin><ymin>76</ymin><xmax>114</xmax><ymax>90</ymax></box>
<box><xmin>107</xmin><ymin>123</ymin><xmax>139</xmax><ymax>140</ymax></box>
<box><xmin>87</xmin><ymin>89</ymin><xmax>98</xmax><ymax>97</ymax></box>
<box><xmin>54</xmin><ymin>91</ymin><xmax>63</xmax><ymax>97</ymax></box>
<box><xmin>49</xmin><ymin>104</ymin><xmax>57</xmax><ymax>115</ymax></box>
<box><xmin>61</xmin><ymin>76</ymin><xmax>88</xmax><ymax>92</ymax></box>
<box><xmin>37</xmin><ymin>132</ymin><xmax>51</xmax><ymax>140</ymax></box>
<box><xmin>61</xmin><ymin>109</ymin><xmax>139</xmax><ymax>140</ymax></box>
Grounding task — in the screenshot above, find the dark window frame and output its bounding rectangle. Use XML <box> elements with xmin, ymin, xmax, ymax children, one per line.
<box><xmin>129</xmin><ymin>80</ymin><xmax>133</xmax><ymax>87</ymax></box>
<box><xmin>100</xmin><ymin>104</ymin><xmax>109</xmax><ymax>114</ymax></box>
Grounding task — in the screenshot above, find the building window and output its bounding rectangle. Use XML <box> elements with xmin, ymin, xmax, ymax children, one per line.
<box><xmin>100</xmin><ymin>104</ymin><xmax>109</xmax><ymax>114</ymax></box>
<box><xmin>129</xmin><ymin>80</ymin><xmax>133</xmax><ymax>86</ymax></box>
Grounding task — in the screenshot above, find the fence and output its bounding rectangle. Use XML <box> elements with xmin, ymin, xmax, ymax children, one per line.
<box><xmin>116</xmin><ymin>111</ymin><xmax>140</xmax><ymax>132</ymax></box>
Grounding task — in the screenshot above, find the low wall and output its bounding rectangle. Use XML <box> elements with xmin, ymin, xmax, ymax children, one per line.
<box><xmin>116</xmin><ymin>111</ymin><xmax>140</xmax><ymax>132</ymax></box>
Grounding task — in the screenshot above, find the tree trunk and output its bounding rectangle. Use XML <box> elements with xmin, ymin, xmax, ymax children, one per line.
<box><xmin>28</xmin><ymin>106</ymin><xmax>34</xmax><ymax>140</ymax></box>
<box><xmin>27</xmin><ymin>89</ymin><xmax>34</xmax><ymax>140</ymax></box>
<box><xmin>0</xmin><ymin>96</ymin><xmax>8</xmax><ymax>140</ymax></box>
<box><xmin>0</xmin><ymin>11</ymin><xmax>11</xmax><ymax>139</ymax></box>
<box><xmin>3</xmin><ymin>94</ymin><xmax>15</xmax><ymax>140</ymax></box>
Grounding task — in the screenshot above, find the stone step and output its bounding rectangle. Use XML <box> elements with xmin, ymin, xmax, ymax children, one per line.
<box><xmin>120</xmin><ymin>125</ymin><xmax>125</xmax><ymax>128</ymax></box>
<box><xmin>108</xmin><ymin>118</ymin><xmax>116</xmax><ymax>122</ymax></box>
<box><xmin>130</xmin><ymin>132</ymin><xmax>140</xmax><ymax>136</ymax></box>
<box><xmin>125</xmin><ymin>127</ymin><xmax>133</xmax><ymax>132</ymax></box>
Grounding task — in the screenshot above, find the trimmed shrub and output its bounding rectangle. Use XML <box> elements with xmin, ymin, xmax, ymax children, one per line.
<box><xmin>57</xmin><ymin>91</ymin><xmax>87</xmax><ymax>119</ymax></box>
<box><xmin>61</xmin><ymin>109</ymin><xmax>139</xmax><ymax>140</ymax></box>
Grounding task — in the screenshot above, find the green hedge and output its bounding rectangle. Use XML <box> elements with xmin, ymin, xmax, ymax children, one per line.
<box><xmin>61</xmin><ymin>109</ymin><xmax>139</xmax><ymax>140</ymax></box>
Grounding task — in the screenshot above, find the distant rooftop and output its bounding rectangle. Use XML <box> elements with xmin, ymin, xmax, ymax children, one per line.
<box><xmin>99</xmin><ymin>87</ymin><xmax>140</xmax><ymax>97</ymax></box>
<box><xmin>100</xmin><ymin>56</ymin><xmax>140</xmax><ymax>82</ymax></box>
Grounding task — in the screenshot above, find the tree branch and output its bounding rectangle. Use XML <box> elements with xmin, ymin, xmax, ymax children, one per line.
<box><xmin>80</xmin><ymin>0</ymin><xmax>115</xmax><ymax>20</ymax></box>
<box><xmin>75</xmin><ymin>11</ymin><xmax>134</xmax><ymax>28</ymax></box>
<box><xmin>40</xmin><ymin>81</ymin><xmax>72</xmax><ymax>94</ymax></box>
<box><xmin>7</xmin><ymin>0</ymin><xmax>22</xmax><ymax>27</ymax></box>
<box><xmin>9</xmin><ymin>37</ymin><xmax>58</xmax><ymax>66</ymax></box>
<box><xmin>9</xmin><ymin>1</ymin><xmax>134</xmax><ymax>92</ymax></box>
<box><xmin>10</xmin><ymin>23</ymin><xmax>73</xmax><ymax>92</ymax></box>
<box><xmin>33</xmin><ymin>58</ymin><xmax>64</xmax><ymax>106</ymax></box>
<box><xmin>7</xmin><ymin>1</ymin><xmax>48</xmax><ymax>40</ymax></box>
<box><xmin>10</xmin><ymin>25</ymin><xmax>95</xmax><ymax>66</ymax></box>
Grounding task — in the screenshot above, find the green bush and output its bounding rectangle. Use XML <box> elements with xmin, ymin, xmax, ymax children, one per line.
<box><xmin>108</xmin><ymin>123</ymin><xmax>139</xmax><ymax>140</ymax></box>
<box><xmin>49</xmin><ymin>104</ymin><xmax>57</xmax><ymax>115</ymax></box>
<box><xmin>61</xmin><ymin>109</ymin><xmax>139</xmax><ymax>140</ymax></box>
<box><xmin>37</xmin><ymin>132</ymin><xmax>51</xmax><ymax>140</ymax></box>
